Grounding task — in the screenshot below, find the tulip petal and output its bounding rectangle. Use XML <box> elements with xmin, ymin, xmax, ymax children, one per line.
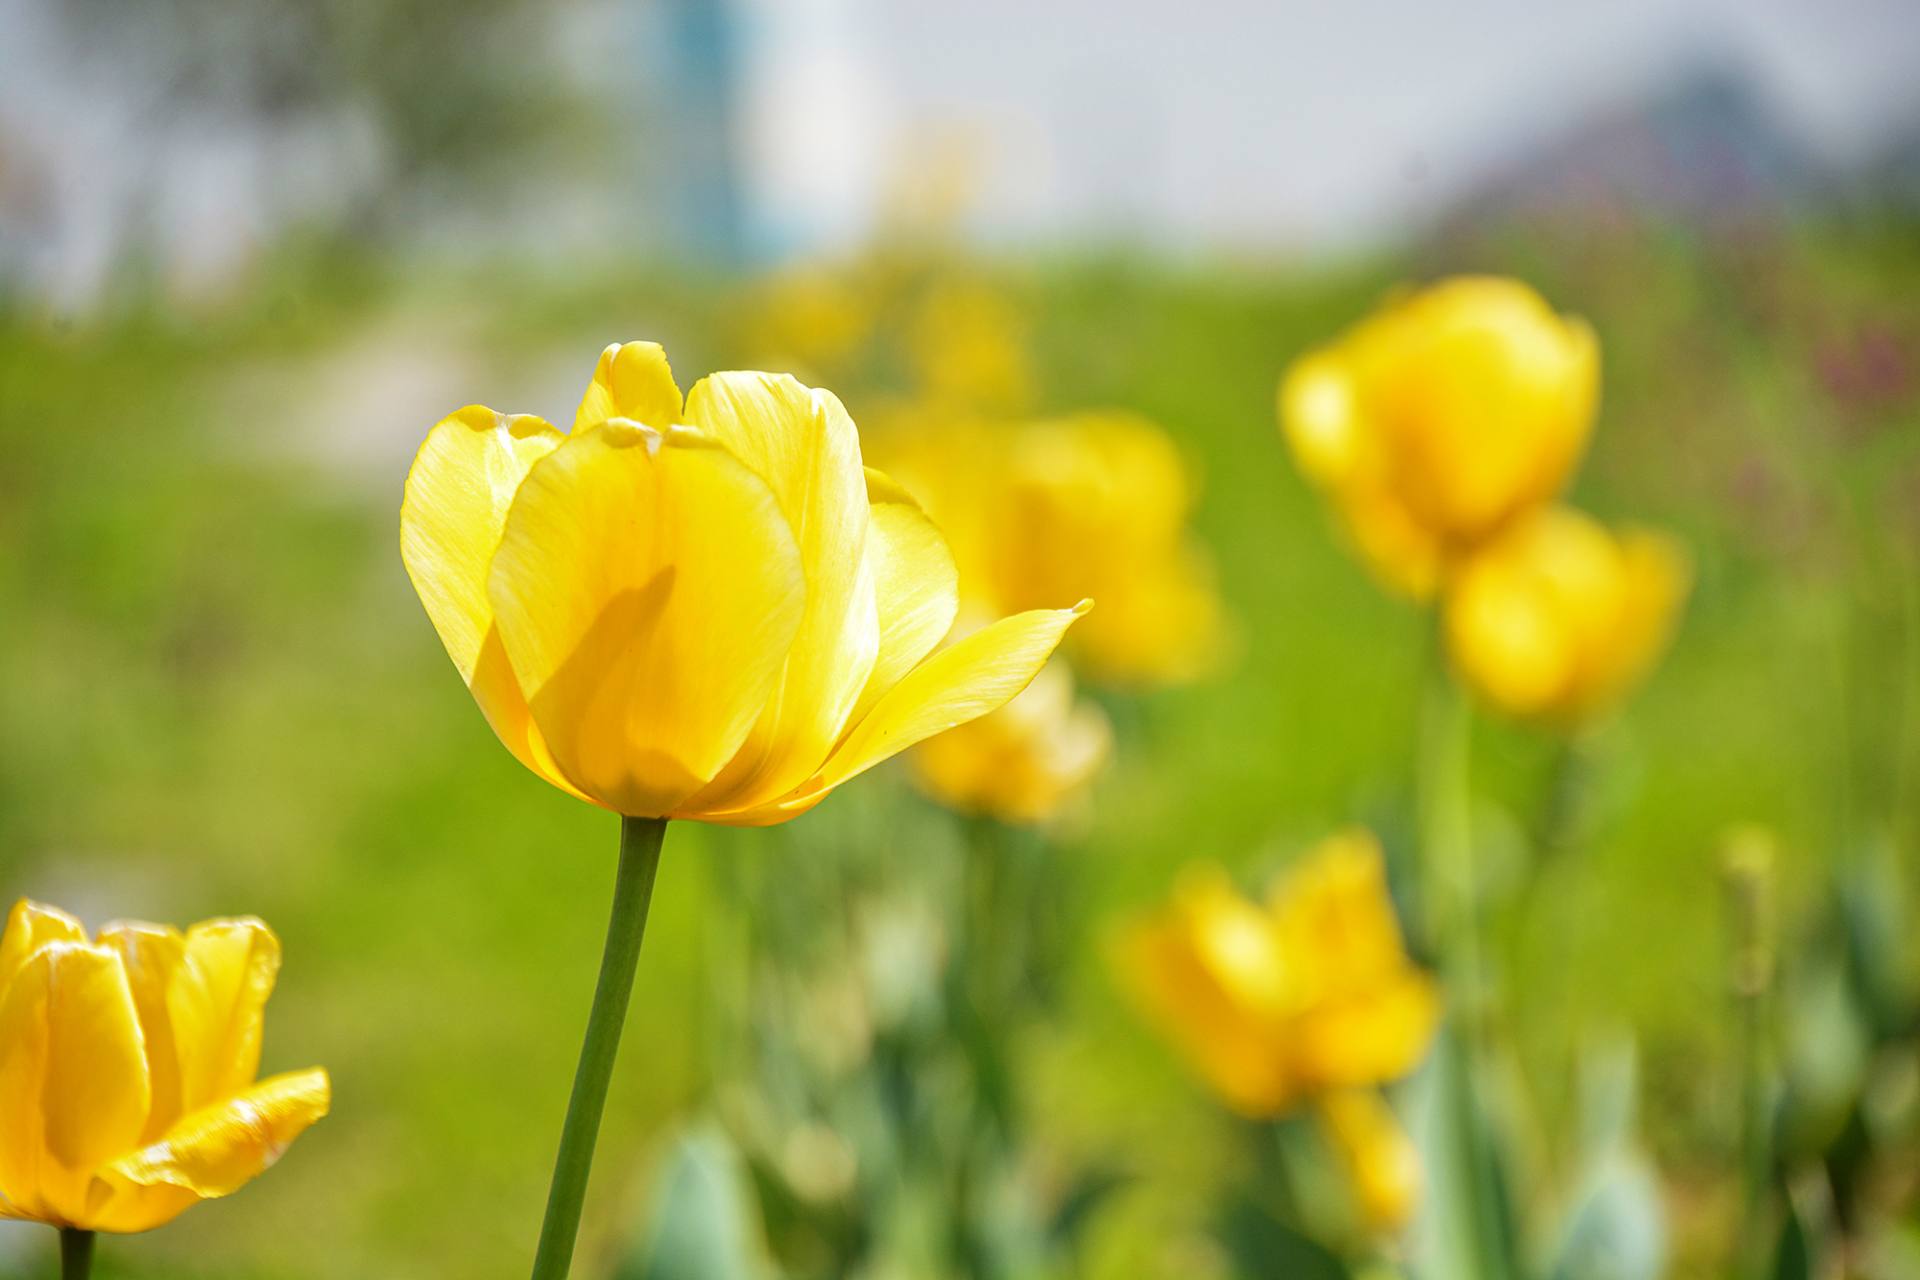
<box><xmin>814</xmin><ymin>601</ymin><xmax>1090</xmax><ymax>793</ymax></box>
<box><xmin>42</xmin><ymin>944</ymin><xmax>151</xmax><ymax>1174</ymax></box>
<box><xmin>1293</xmin><ymin>972</ymin><xmax>1443</xmax><ymax>1090</ymax></box>
<box><xmin>1576</xmin><ymin>529</ymin><xmax>1689</xmax><ymax>720</ymax></box>
<box><xmin>402</xmin><ymin>406</ymin><xmax>590</xmax><ymax>801</ymax></box>
<box><xmin>680</xmin><ymin>373</ymin><xmax>879</xmax><ymax>809</ymax></box>
<box><xmin>575</xmin><ymin>341</ymin><xmax>684</xmax><ymax>431</ymax></box>
<box><xmin>1317</xmin><ymin>1089</ymin><xmax>1421</xmax><ymax>1231</ymax></box>
<box><xmin>490</xmin><ymin>421</ymin><xmax>808</xmax><ymax>816</ymax></box>
<box><xmin>97</xmin><ymin>923</ymin><xmax>189</xmax><ymax>1140</ymax></box>
<box><xmin>0</xmin><ymin>900</ymin><xmax>85</xmax><ymax>995</ymax></box>
<box><xmin>1279</xmin><ymin>350</ymin><xmax>1364</xmax><ymax>488</ymax></box>
<box><xmin>94</xmin><ymin>1067</ymin><xmax>330</xmax><ymax>1231</ymax></box>
<box><xmin>1116</xmin><ymin>905</ymin><xmax>1298</xmax><ymax>1117</ymax></box>
<box><xmin>850</xmin><ymin>468</ymin><xmax>958</xmax><ymax>723</ymax></box>
<box><xmin>168</xmin><ymin>920</ymin><xmax>280</xmax><ymax>1114</ymax></box>
<box><xmin>0</xmin><ymin>946</ymin><xmax>55</xmax><ymax>1220</ymax></box>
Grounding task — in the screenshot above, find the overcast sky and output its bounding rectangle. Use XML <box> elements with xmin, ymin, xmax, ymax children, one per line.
<box><xmin>737</xmin><ymin>0</ymin><xmax>1920</xmax><ymax>252</ymax></box>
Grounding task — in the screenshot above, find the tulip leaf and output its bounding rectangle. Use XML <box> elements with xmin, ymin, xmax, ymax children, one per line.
<box><xmin>1545</xmin><ymin>1153</ymin><xmax>1666</xmax><ymax>1280</ymax></box>
<box><xmin>1048</xmin><ymin>1162</ymin><xmax>1130</xmax><ymax>1248</ymax></box>
<box><xmin>1216</xmin><ymin>1189</ymin><xmax>1352</xmax><ymax>1280</ymax></box>
<box><xmin>621</xmin><ymin>1124</ymin><xmax>779</xmax><ymax>1280</ymax></box>
<box><xmin>1404</xmin><ymin>1028</ymin><xmax>1524</xmax><ymax>1280</ymax></box>
<box><xmin>1771</xmin><ymin>1200</ymin><xmax>1811</xmax><ymax>1280</ymax></box>
<box><xmin>1836</xmin><ymin>843</ymin><xmax>1917</xmax><ymax>1041</ymax></box>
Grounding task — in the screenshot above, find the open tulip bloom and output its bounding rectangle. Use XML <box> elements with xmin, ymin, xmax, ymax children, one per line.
<box><xmin>401</xmin><ymin>340</ymin><xmax>1085</xmax><ymax>1278</ymax></box>
<box><xmin>0</xmin><ymin>900</ymin><xmax>329</xmax><ymax>1278</ymax></box>
<box><xmin>1117</xmin><ymin>831</ymin><xmax>1439</xmax><ymax>1240</ymax></box>
<box><xmin>1278</xmin><ymin>276</ymin><xmax>1598</xmax><ymax>600</ymax></box>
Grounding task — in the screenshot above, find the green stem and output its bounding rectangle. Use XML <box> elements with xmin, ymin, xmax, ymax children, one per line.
<box><xmin>1417</xmin><ymin>669</ymin><xmax>1511</xmax><ymax>1280</ymax></box>
<box><xmin>1723</xmin><ymin>832</ymin><xmax>1776</xmax><ymax>1280</ymax></box>
<box><xmin>1416</xmin><ymin>668</ymin><xmax>1476</xmax><ymax>982</ymax></box>
<box><xmin>530</xmin><ymin>816</ymin><xmax>669</xmax><ymax>1280</ymax></box>
<box><xmin>59</xmin><ymin>1228</ymin><xmax>93</xmax><ymax>1280</ymax></box>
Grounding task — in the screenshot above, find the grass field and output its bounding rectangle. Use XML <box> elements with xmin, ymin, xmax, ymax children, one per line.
<box><xmin>2</xmin><ymin>218</ymin><xmax>1916</xmax><ymax>1277</ymax></box>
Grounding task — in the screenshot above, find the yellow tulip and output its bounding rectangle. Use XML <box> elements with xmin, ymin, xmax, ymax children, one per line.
<box><xmin>1117</xmin><ymin>829</ymin><xmax>1440</xmax><ymax>1118</ymax></box>
<box><xmin>1444</xmin><ymin>506</ymin><xmax>1689</xmax><ymax>726</ymax></box>
<box><xmin>1279</xmin><ymin>277</ymin><xmax>1600</xmax><ymax>599</ymax></box>
<box><xmin>401</xmin><ymin>341</ymin><xmax>1087</xmax><ymax>824</ymax></box>
<box><xmin>871</xmin><ymin>410</ymin><xmax>1223</xmax><ymax>686</ymax></box>
<box><xmin>0</xmin><ymin>899</ymin><xmax>328</xmax><ymax>1233</ymax></box>
<box><xmin>1316</xmin><ymin>1088</ymin><xmax>1422</xmax><ymax>1234</ymax></box>
<box><xmin>910</xmin><ymin>658</ymin><xmax>1111</xmax><ymax>825</ymax></box>
<box><xmin>905</xmin><ymin>278</ymin><xmax>1035</xmax><ymax>415</ymax></box>
<box><xmin>745</xmin><ymin>266</ymin><xmax>876</xmax><ymax>380</ymax></box>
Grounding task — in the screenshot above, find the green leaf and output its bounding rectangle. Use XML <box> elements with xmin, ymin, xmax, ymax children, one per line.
<box><xmin>1545</xmin><ymin>1155</ymin><xmax>1666</xmax><ymax>1280</ymax></box>
<box><xmin>1216</xmin><ymin>1189</ymin><xmax>1353</xmax><ymax>1280</ymax></box>
<box><xmin>621</xmin><ymin>1124</ymin><xmax>779</xmax><ymax>1280</ymax></box>
<box><xmin>1771</xmin><ymin>1200</ymin><xmax>1811</xmax><ymax>1280</ymax></box>
<box><xmin>1404</xmin><ymin>1029</ymin><xmax>1524</xmax><ymax>1280</ymax></box>
<box><xmin>1048</xmin><ymin>1164</ymin><xmax>1130</xmax><ymax>1248</ymax></box>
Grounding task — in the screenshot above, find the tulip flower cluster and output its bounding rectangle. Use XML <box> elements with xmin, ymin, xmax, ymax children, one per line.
<box><xmin>874</xmin><ymin>411</ymin><xmax>1225</xmax><ymax>690</ymax></box>
<box><xmin>1279</xmin><ymin>276</ymin><xmax>1688</xmax><ymax>728</ymax></box>
<box><xmin>6</xmin><ymin>261</ymin><xmax>1726</xmax><ymax>1280</ymax></box>
<box><xmin>869</xmin><ymin>408</ymin><xmax>1229</xmax><ymax>824</ymax></box>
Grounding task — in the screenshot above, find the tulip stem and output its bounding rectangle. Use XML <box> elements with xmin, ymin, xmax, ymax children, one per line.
<box><xmin>530</xmin><ymin>815</ymin><xmax>669</xmax><ymax>1280</ymax></box>
<box><xmin>59</xmin><ymin>1228</ymin><xmax>93</xmax><ymax>1280</ymax></box>
<box><xmin>1417</xmin><ymin>668</ymin><xmax>1513</xmax><ymax>1280</ymax></box>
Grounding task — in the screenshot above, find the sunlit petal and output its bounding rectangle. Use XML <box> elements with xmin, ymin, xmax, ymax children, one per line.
<box><xmin>168</xmin><ymin>920</ymin><xmax>280</xmax><ymax>1114</ymax></box>
<box><xmin>401</xmin><ymin>406</ymin><xmax>588</xmax><ymax>800</ymax></box>
<box><xmin>96</xmin><ymin>923</ymin><xmax>188</xmax><ymax>1140</ymax></box>
<box><xmin>489</xmin><ymin>421</ymin><xmax>808</xmax><ymax>816</ymax></box>
<box><xmin>851</xmin><ymin>467</ymin><xmax>958</xmax><ymax>722</ymax></box>
<box><xmin>0</xmin><ymin>946</ymin><xmax>54</xmax><ymax>1220</ymax></box>
<box><xmin>681</xmin><ymin>372</ymin><xmax>878</xmax><ymax>809</ymax></box>
<box><xmin>811</xmin><ymin>601</ymin><xmax>1089</xmax><ymax>793</ymax></box>
<box><xmin>575</xmin><ymin>341</ymin><xmax>684</xmax><ymax>431</ymax></box>
<box><xmin>93</xmin><ymin>1068</ymin><xmax>331</xmax><ymax>1232</ymax></box>
<box><xmin>0</xmin><ymin>900</ymin><xmax>85</xmax><ymax>995</ymax></box>
<box><xmin>36</xmin><ymin>945</ymin><xmax>152</xmax><ymax>1222</ymax></box>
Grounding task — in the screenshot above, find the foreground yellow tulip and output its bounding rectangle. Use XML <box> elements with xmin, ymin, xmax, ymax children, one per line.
<box><xmin>1445</xmin><ymin>506</ymin><xmax>1689</xmax><ymax>726</ymax></box>
<box><xmin>401</xmin><ymin>341</ymin><xmax>1088</xmax><ymax>824</ymax></box>
<box><xmin>1279</xmin><ymin>277</ymin><xmax>1599</xmax><ymax>598</ymax></box>
<box><xmin>911</xmin><ymin>658</ymin><xmax>1111</xmax><ymax>824</ymax></box>
<box><xmin>1118</xmin><ymin>829</ymin><xmax>1440</xmax><ymax>1118</ymax></box>
<box><xmin>0</xmin><ymin>899</ymin><xmax>328</xmax><ymax>1237</ymax></box>
<box><xmin>872</xmin><ymin>411</ymin><xmax>1222</xmax><ymax>685</ymax></box>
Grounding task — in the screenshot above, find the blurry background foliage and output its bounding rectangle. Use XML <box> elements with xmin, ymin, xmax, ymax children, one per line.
<box><xmin>3</xmin><ymin>0</ymin><xmax>1920</xmax><ymax>1278</ymax></box>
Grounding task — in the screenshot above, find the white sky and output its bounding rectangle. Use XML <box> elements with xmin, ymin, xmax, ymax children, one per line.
<box><xmin>736</xmin><ymin>0</ymin><xmax>1920</xmax><ymax>253</ymax></box>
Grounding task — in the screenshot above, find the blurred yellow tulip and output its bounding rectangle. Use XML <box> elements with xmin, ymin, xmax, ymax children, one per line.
<box><xmin>911</xmin><ymin>658</ymin><xmax>1111</xmax><ymax>825</ymax></box>
<box><xmin>0</xmin><ymin>899</ymin><xmax>329</xmax><ymax>1233</ymax></box>
<box><xmin>746</xmin><ymin>266</ymin><xmax>876</xmax><ymax>381</ymax></box>
<box><xmin>872</xmin><ymin>410</ymin><xmax>1224</xmax><ymax>686</ymax></box>
<box><xmin>1279</xmin><ymin>276</ymin><xmax>1600</xmax><ymax>599</ymax></box>
<box><xmin>402</xmin><ymin>341</ymin><xmax>1087</xmax><ymax>825</ymax></box>
<box><xmin>1117</xmin><ymin>829</ymin><xmax>1440</xmax><ymax>1118</ymax></box>
<box><xmin>1317</xmin><ymin>1088</ymin><xmax>1422</xmax><ymax>1234</ymax></box>
<box><xmin>1444</xmin><ymin>506</ymin><xmax>1689</xmax><ymax>726</ymax></box>
<box><xmin>905</xmin><ymin>278</ymin><xmax>1036</xmax><ymax>415</ymax></box>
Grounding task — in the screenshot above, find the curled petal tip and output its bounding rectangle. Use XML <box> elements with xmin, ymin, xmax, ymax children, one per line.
<box><xmin>1071</xmin><ymin>598</ymin><xmax>1095</xmax><ymax>617</ymax></box>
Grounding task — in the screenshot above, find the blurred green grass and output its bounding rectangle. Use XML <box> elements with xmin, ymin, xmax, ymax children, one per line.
<box><xmin>1</xmin><ymin>220</ymin><xmax>1916</xmax><ymax>1277</ymax></box>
